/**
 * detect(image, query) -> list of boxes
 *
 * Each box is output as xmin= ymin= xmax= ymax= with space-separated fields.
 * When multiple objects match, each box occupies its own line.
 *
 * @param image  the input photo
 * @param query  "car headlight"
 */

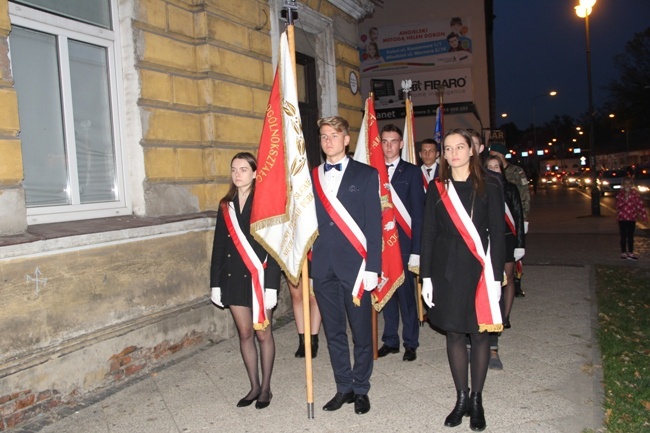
xmin=602 ymin=180 xmax=609 ymax=185
xmin=638 ymin=185 xmax=649 ymax=193
xmin=585 ymin=178 xmax=591 ymax=184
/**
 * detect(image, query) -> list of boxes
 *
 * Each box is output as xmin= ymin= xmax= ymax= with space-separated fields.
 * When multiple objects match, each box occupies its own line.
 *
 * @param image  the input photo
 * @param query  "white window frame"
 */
xmin=9 ymin=1 xmax=131 ymax=225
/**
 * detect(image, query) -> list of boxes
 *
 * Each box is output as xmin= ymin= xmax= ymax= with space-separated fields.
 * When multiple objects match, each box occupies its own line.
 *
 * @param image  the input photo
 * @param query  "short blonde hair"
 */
xmin=317 ymin=116 xmax=349 ymax=136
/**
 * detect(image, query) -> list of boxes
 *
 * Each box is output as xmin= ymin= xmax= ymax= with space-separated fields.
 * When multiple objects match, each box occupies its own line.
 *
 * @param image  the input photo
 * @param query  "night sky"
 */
xmin=493 ymin=0 xmax=650 ymax=129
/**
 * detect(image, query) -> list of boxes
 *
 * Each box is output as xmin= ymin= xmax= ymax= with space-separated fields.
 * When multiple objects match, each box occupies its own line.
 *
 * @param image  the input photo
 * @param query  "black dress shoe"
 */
xmin=444 ymin=389 xmax=469 ymax=427
xmin=322 ymin=391 xmax=354 ymax=411
xmin=354 ymin=394 xmax=371 ymax=414
xmin=403 ymin=347 xmax=417 ymax=361
xmin=377 ymin=344 xmax=399 ymax=357
xmin=514 ymin=291 xmax=526 ymax=297
xmin=236 ymin=393 xmax=260 ymax=407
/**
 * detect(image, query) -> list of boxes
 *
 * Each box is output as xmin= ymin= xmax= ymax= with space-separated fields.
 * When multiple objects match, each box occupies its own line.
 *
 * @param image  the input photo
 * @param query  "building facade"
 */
xmin=0 ymin=0 xmax=372 ymax=429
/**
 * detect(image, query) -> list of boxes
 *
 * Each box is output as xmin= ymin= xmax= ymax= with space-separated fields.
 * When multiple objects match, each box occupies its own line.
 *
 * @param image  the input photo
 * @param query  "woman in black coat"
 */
xmin=210 ymin=152 xmax=281 ymax=410
xmin=485 ymin=155 xmax=525 ymax=370
xmin=421 ymin=129 xmax=505 ymax=431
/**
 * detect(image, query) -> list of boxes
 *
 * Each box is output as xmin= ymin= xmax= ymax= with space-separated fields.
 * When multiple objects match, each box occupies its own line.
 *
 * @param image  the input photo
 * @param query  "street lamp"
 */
xmin=532 ymin=90 xmax=558 ymax=172
xmin=575 ymin=0 xmax=600 ymax=216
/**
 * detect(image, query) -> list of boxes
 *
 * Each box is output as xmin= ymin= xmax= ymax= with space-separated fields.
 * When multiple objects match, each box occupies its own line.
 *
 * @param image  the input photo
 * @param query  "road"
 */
xmin=526 ymin=184 xmax=649 ymax=267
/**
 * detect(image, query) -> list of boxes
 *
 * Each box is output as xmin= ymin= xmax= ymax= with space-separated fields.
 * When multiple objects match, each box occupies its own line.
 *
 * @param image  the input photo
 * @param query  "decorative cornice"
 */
xmin=328 ymin=0 xmax=374 ymax=19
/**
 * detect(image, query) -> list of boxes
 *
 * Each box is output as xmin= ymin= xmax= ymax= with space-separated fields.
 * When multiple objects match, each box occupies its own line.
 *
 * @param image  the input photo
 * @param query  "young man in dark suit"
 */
xmin=377 ymin=124 xmax=424 ymax=361
xmin=311 ymin=116 xmax=382 ymax=415
xmin=419 ymin=138 xmax=440 ymax=190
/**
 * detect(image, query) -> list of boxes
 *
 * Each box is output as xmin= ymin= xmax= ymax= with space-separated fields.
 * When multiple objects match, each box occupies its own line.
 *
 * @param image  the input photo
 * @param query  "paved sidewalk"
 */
xmin=25 ymin=263 xmax=599 ymax=433
xmin=19 ymin=187 xmax=649 ymax=433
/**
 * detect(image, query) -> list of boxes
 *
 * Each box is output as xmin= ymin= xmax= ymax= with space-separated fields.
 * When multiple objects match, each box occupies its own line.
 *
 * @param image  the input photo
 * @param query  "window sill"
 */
xmin=0 ymin=212 xmax=218 ymax=257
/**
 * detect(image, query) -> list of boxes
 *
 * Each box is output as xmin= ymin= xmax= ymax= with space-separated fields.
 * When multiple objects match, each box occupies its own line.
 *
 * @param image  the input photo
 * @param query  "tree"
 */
xmin=606 ymin=27 xmax=650 ymax=130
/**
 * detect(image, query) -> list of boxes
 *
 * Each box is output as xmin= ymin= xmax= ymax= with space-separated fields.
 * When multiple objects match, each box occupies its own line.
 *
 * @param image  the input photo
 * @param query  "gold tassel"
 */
xmin=478 ymin=323 xmax=503 ymax=333
xmin=253 ymin=319 xmax=270 ymax=331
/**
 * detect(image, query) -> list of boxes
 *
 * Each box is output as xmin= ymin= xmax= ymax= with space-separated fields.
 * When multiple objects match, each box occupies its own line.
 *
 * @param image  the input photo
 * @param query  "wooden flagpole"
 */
xmin=285 ymin=15 xmax=315 ymax=419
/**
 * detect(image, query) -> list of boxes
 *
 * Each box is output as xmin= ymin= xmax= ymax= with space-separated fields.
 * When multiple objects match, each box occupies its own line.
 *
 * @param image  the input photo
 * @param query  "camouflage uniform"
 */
xmin=504 ymin=163 xmax=530 ymax=220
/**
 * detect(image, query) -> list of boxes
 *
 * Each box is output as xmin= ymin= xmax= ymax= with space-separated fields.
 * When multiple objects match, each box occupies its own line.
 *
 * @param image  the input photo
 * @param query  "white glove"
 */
xmin=211 ymin=287 xmax=224 ymax=307
xmin=422 ymin=278 xmax=434 ymax=308
xmin=524 ymin=221 xmax=529 ymax=234
xmin=513 ymin=248 xmax=525 ymax=262
xmin=264 ymin=289 xmax=277 ymax=309
xmin=363 ymin=271 xmax=378 ymax=291
xmin=408 ymin=254 xmax=420 ymax=269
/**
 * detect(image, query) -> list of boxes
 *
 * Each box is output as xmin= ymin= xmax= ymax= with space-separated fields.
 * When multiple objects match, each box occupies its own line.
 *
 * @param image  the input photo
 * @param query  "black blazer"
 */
xmin=210 ymin=194 xmax=281 ymax=299
xmin=311 ymin=158 xmax=382 ymax=280
xmin=504 ymin=180 xmax=525 ymax=249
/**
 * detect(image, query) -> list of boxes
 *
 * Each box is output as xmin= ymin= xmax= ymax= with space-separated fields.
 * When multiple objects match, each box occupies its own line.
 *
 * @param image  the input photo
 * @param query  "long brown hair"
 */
xmin=219 ymin=152 xmax=257 ymax=208
xmin=439 ymin=128 xmax=486 ymax=196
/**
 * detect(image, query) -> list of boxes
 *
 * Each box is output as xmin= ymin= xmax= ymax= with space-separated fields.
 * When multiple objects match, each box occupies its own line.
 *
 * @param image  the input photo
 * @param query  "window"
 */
xmin=9 ymin=1 xmax=129 ymax=224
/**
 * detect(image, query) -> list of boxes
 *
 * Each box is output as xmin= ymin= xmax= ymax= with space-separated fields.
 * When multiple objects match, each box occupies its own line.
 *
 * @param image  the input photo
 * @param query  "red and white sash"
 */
xmin=390 ymin=184 xmax=412 ymax=239
xmin=222 ymin=202 xmax=269 ymax=330
xmin=313 ymin=166 xmax=367 ymax=305
xmin=436 ymin=180 xmax=503 ymax=332
xmin=421 ymin=165 xmax=432 ymax=192
xmin=505 ymin=203 xmax=516 ymax=235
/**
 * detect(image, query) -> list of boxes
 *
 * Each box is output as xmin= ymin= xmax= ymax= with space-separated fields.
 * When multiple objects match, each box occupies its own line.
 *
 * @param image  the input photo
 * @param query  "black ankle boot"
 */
xmin=311 ymin=334 xmax=319 ymax=358
xmin=468 ymin=391 xmax=486 ymax=431
xmin=294 ymin=334 xmax=305 ymax=358
xmin=444 ymin=389 xmax=469 ymax=427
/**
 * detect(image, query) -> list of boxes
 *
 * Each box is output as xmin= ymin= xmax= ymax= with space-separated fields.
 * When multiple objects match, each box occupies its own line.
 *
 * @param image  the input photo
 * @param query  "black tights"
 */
xmin=619 ymin=220 xmax=636 ymax=253
xmin=447 ymin=331 xmax=489 ymax=393
xmin=230 ymin=306 xmax=275 ymax=401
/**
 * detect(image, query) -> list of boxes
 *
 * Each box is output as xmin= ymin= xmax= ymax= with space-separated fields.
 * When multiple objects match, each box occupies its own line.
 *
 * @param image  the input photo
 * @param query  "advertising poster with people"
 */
xmin=359 ymin=17 xmax=473 ymax=75
xmin=358 ymin=17 xmax=474 ymax=119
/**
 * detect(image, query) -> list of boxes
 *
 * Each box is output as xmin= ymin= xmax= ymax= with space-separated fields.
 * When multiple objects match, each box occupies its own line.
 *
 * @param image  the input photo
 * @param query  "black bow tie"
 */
xmin=325 ymin=162 xmax=342 ymax=172
xmin=386 ymin=163 xmax=394 ymax=168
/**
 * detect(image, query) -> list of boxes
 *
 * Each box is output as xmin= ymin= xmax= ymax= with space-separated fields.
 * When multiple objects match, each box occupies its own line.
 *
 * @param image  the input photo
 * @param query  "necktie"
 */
xmin=426 ymin=168 xmax=432 ymax=176
xmin=325 ymin=162 xmax=342 ymax=172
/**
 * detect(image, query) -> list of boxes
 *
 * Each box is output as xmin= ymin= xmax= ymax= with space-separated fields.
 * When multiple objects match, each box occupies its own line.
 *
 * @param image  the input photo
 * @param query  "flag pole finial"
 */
xmin=282 ymin=0 xmax=299 ymax=24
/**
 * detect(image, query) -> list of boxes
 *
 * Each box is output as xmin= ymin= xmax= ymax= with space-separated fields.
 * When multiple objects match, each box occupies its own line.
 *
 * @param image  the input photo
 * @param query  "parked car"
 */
xmin=597 ymin=169 xmax=630 ymax=196
xmin=633 ymin=165 xmax=650 ymax=196
xmin=562 ymin=171 xmax=581 ymax=187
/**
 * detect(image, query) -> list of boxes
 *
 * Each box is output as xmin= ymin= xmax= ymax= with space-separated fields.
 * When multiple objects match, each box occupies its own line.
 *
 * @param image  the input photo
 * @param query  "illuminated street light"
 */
xmin=501 ymin=113 xmax=508 ymax=118
xmin=575 ymin=0 xmax=599 ymax=216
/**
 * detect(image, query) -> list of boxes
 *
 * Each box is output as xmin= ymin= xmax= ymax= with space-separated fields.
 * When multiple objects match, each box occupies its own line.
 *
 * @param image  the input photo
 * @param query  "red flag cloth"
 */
xmin=250 ymin=32 xmax=318 ymax=285
xmin=353 ymin=97 xmax=404 ymax=311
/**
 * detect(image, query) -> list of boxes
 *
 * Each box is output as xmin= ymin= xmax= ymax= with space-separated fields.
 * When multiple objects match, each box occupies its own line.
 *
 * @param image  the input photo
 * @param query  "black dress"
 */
xmin=420 ymin=177 xmax=505 ymax=333
xmin=210 ymin=193 xmax=281 ymax=307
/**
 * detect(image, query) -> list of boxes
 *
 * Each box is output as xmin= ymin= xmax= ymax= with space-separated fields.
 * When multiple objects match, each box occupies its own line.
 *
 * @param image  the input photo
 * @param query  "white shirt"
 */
xmin=386 ymin=157 xmax=400 ymax=181
xmin=324 ymin=156 xmax=349 ymax=195
xmin=422 ymin=162 xmax=438 ymax=182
